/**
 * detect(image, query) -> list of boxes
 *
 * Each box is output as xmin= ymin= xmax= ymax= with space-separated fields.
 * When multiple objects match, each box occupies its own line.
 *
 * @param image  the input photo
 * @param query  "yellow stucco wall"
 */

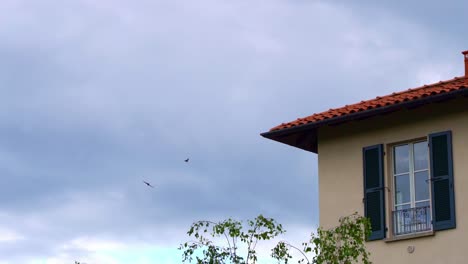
xmin=317 ymin=97 xmax=468 ymax=263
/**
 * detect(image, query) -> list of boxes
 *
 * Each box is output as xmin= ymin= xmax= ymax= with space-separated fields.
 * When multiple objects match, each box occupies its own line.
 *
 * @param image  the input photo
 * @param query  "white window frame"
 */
xmin=393 ymin=141 xmax=431 ymax=209
xmin=392 ymin=140 xmax=433 ymax=235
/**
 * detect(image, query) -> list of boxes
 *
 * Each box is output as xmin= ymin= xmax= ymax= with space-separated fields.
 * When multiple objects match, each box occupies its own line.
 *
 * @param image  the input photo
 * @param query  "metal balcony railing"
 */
xmin=393 ymin=206 xmax=432 ymax=236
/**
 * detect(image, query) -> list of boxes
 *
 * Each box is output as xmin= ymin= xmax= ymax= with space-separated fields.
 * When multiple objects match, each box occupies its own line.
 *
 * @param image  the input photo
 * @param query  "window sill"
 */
xmin=384 ymin=231 xmax=434 ymax=243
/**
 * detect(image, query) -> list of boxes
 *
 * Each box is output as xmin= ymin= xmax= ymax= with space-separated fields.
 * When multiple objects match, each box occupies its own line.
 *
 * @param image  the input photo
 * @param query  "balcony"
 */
xmin=393 ymin=206 xmax=432 ymax=236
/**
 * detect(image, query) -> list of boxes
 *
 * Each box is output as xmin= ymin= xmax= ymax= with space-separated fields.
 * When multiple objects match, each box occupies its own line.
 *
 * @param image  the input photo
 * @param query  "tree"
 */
xmin=180 ymin=213 xmax=371 ymax=264
xmin=272 ymin=213 xmax=372 ymax=264
xmin=179 ymin=215 xmax=285 ymax=264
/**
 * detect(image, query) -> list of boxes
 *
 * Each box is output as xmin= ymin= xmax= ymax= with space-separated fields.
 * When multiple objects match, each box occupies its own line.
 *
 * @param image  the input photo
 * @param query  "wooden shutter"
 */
xmin=429 ymin=131 xmax=456 ymax=231
xmin=363 ymin=144 xmax=385 ymax=240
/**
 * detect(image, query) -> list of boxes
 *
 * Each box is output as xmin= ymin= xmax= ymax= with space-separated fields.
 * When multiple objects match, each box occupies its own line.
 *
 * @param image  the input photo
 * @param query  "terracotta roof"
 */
xmin=262 ymin=75 xmax=468 ymax=153
xmin=269 ymin=76 xmax=468 ymax=132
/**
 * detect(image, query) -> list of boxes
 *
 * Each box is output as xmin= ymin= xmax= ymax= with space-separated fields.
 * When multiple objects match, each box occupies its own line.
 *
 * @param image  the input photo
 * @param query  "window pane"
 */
xmin=416 ymin=201 xmax=430 ymax=208
xmin=394 ymin=145 xmax=410 ymax=174
xmin=414 ymin=201 xmax=431 ymax=231
xmin=395 ymin=174 xmax=410 ymax=204
xmin=414 ymin=141 xmax=429 ymax=171
xmin=394 ymin=204 xmax=411 ymax=235
xmin=396 ymin=204 xmax=410 ymax=211
xmin=415 ymin=171 xmax=430 ymax=201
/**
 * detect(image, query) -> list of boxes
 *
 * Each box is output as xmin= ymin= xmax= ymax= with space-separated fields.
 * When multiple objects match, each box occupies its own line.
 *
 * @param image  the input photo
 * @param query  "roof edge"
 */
xmin=261 ymin=87 xmax=468 ymax=153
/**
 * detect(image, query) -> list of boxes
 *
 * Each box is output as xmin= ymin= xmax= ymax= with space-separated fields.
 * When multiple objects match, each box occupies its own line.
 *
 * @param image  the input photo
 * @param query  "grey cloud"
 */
xmin=1 ymin=0 xmax=467 ymax=262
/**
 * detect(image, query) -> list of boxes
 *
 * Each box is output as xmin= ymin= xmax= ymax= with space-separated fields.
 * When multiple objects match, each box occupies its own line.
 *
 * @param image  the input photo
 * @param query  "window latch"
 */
xmin=377 ymin=186 xmax=391 ymax=192
xmin=383 ymin=186 xmax=390 ymax=192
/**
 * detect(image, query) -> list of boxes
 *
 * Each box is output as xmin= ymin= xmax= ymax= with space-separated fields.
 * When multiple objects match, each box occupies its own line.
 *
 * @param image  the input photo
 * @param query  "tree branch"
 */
xmin=281 ymin=241 xmax=310 ymax=264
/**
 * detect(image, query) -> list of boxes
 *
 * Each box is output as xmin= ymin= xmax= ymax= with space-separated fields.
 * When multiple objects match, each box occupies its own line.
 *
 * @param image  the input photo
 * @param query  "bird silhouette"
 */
xmin=143 ymin=181 xmax=154 ymax=188
xmin=184 ymin=158 xmax=189 ymax=162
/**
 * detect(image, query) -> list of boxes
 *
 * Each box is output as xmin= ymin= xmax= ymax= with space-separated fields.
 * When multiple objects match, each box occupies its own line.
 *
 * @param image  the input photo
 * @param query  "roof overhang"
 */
xmin=261 ymin=88 xmax=468 ymax=154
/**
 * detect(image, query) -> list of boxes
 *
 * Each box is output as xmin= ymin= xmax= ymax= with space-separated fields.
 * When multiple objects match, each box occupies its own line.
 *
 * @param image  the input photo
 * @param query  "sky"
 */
xmin=1 ymin=0 xmax=468 ymax=263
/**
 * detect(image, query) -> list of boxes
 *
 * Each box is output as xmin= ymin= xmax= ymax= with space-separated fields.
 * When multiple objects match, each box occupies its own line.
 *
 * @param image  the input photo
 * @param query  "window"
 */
xmin=363 ymin=131 xmax=456 ymax=241
xmin=392 ymin=141 xmax=431 ymax=235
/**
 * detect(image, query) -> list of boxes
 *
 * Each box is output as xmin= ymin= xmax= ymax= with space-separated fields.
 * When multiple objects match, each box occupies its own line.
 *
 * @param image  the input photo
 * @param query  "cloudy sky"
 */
xmin=1 ymin=0 xmax=467 ymax=263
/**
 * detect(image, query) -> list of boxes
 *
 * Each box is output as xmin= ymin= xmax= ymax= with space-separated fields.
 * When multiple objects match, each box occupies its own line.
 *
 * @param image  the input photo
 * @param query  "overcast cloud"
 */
xmin=1 ymin=0 xmax=467 ymax=263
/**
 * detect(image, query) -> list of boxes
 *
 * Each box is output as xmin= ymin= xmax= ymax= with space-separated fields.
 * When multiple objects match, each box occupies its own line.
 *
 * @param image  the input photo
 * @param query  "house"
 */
xmin=262 ymin=51 xmax=468 ymax=263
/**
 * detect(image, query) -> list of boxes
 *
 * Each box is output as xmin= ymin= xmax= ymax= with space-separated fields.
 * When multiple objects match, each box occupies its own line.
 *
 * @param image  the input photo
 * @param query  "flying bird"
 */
xmin=143 ymin=181 xmax=155 ymax=188
xmin=184 ymin=158 xmax=189 ymax=162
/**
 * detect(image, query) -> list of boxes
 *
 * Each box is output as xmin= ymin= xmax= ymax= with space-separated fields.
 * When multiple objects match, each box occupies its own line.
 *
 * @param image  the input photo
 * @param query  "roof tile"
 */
xmin=270 ymin=77 xmax=468 ymax=132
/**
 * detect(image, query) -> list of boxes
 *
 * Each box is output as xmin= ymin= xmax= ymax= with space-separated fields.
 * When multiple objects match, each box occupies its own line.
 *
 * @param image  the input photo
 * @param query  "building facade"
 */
xmin=262 ymin=51 xmax=468 ymax=263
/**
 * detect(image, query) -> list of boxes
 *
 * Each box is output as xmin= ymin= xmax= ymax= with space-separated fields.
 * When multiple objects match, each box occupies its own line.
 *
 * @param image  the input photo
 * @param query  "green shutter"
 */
xmin=429 ymin=131 xmax=456 ymax=231
xmin=363 ymin=144 xmax=385 ymax=240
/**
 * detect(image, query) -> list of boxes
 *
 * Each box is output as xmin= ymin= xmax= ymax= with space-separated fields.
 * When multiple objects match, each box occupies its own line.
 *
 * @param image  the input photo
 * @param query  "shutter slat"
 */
xmin=363 ymin=144 xmax=385 ymax=240
xmin=429 ymin=131 xmax=456 ymax=231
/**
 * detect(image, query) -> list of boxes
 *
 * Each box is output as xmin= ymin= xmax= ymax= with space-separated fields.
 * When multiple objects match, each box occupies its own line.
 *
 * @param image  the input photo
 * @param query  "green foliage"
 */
xmin=179 ymin=215 xmax=286 ymax=264
xmin=272 ymin=212 xmax=372 ymax=264
xmin=180 ymin=213 xmax=371 ymax=264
